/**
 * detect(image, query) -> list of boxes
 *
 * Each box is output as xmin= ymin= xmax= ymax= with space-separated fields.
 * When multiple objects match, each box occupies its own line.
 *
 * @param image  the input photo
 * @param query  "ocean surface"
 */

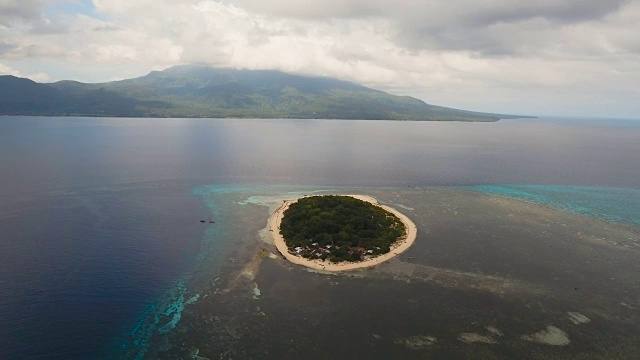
xmin=0 ymin=116 xmax=638 ymax=359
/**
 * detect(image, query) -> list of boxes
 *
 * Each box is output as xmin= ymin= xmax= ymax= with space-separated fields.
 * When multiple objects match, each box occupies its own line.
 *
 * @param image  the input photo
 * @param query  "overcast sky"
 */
xmin=1 ymin=0 xmax=639 ymax=118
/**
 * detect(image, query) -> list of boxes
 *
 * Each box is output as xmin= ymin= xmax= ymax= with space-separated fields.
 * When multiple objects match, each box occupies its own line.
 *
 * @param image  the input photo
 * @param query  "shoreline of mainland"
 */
xmin=268 ymin=194 xmax=418 ymax=271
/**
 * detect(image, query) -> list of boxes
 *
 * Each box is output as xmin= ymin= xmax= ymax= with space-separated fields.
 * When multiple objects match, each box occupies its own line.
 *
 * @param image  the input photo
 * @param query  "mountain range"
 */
xmin=0 ymin=65 xmax=527 ymax=121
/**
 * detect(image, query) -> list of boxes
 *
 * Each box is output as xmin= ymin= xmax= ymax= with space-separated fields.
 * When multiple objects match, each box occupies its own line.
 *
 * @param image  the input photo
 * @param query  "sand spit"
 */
xmin=486 ymin=326 xmax=504 ymax=337
xmin=457 ymin=333 xmax=498 ymax=344
xmin=567 ymin=312 xmax=591 ymax=325
xmin=269 ymin=194 xmax=417 ymax=272
xmin=393 ymin=335 xmax=437 ymax=350
xmin=221 ymin=247 xmax=271 ymax=294
xmin=521 ymin=325 xmax=570 ymax=346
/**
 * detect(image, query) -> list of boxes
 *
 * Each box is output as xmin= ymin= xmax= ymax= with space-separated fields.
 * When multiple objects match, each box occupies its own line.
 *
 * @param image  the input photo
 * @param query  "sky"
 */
xmin=1 ymin=0 xmax=639 ymax=118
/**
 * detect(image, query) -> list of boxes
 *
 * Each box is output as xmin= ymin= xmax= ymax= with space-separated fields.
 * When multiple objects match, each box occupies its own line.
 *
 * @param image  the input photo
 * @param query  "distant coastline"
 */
xmin=0 ymin=66 xmax=532 ymax=121
xmin=0 ymin=114 xmax=536 ymax=122
xmin=269 ymin=194 xmax=418 ymax=271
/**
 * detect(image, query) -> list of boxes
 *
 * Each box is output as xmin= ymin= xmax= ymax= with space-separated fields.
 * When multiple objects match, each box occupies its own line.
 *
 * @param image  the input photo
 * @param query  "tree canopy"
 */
xmin=279 ymin=195 xmax=406 ymax=262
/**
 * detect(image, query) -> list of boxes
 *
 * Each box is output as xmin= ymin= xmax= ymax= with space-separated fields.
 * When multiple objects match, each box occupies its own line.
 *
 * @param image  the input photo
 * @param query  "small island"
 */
xmin=269 ymin=195 xmax=417 ymax=271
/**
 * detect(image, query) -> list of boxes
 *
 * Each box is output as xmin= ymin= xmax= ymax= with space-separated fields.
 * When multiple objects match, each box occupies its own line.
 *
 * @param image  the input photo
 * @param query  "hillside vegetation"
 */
xmin=0 ymin=65 xmax=527 ymax=121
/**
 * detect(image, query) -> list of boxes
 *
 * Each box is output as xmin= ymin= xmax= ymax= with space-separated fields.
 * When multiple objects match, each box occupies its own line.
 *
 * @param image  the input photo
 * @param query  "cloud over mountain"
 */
xmin=1 ymin=0 xmax=639 ymax=117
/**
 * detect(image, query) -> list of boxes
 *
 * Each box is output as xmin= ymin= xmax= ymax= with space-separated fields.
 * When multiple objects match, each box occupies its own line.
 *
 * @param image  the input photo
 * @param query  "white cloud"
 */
xmin=0 ymin=0 xmax=639 ymax=117
xmin=0 ymin=61 xmax=50 ymax=81
xmin=0 ymin=0 xmax=49 ymax=24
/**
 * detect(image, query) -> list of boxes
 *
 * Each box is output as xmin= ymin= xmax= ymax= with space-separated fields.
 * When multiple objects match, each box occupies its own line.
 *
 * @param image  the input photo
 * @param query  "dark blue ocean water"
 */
xmin=0 ymin=116 xmax=638 ymax=359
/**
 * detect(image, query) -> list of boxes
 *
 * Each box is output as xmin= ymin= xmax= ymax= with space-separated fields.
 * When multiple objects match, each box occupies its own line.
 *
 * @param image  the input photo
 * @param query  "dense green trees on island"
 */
xmin=279 ymin=196 xmax=406 ymax=262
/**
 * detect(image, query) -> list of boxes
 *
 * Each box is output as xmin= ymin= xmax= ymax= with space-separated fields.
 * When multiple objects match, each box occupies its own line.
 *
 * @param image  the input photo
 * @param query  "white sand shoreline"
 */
xmin=268 ymin=194 xmax=418 ymax=271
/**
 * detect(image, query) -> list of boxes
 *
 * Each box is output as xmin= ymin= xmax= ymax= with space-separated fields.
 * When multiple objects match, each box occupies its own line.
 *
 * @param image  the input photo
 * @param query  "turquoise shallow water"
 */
xmin=115 ymin=184 xmax=337 ymax=359
xmin=1 ymin=117 xmax=639 ymax=360
xmin=119 ymin=183 xmax=640 ymax=358
xmin=466 ymin=185 xmax=640 ymax=226
xmin=115 ymin=184 xmax=248 ymax=359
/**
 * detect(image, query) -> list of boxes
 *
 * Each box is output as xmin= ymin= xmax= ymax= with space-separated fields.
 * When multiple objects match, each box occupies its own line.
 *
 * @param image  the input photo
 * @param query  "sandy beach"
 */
xmin=156 ymin=188 xmax=640 ymax=359
xmin=268 ymin=194 xmax=418 ymax=271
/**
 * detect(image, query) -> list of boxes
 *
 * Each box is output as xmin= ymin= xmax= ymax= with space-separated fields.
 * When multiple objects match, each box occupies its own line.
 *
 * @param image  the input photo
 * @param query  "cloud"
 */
xmin=0 ymin=0 xmax=639 ymax=117
xmin=0 ymin=41 xmax=18 ymax=55
xmin=225 ymin=0 xmax=632 ymax=54
xmin=0 ymin=61 xmax=50 ymax=81
xmin=227 ymin=0 xmax=629 ymax=24
xmin=220 ymin=0 xmax=381 ymax=19
xmin=0 ymin=0 xmax=49 ymax=24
